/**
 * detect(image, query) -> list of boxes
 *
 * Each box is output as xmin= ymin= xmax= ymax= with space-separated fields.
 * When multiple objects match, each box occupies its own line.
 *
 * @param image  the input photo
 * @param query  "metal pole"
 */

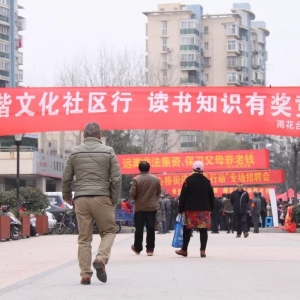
xmin=9 ymin=0 xmax=16 ymax=87
xmin=16 ymin=142 xmax=20 ymax=218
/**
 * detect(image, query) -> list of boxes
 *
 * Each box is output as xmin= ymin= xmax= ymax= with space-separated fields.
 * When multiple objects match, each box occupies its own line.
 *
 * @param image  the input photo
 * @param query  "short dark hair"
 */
xmin=139 ymin=161 xmax=150 ymax=172
xmin=258 ymin=192 xmax=262 ymax=196
xmin=84 ymin=122 xmax=101 ymax=138
xmin=222 ymin=193 xmax=226 ymax=197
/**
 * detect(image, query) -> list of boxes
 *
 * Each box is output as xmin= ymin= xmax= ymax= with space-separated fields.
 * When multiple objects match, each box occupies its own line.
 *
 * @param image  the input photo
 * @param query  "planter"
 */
xmin=0 ymin=215 xmax=10 ymax=242
xmin=35 ymin=215 xmax=48 ymax=235
xmin=21 ymin=215 xmax=30 ymax=238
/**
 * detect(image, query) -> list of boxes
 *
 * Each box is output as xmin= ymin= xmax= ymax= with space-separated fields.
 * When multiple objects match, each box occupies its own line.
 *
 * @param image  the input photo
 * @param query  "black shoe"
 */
xmin=92 ymin=259 xmax=107 ymax=283
xmin=227 ymin=231 xmax=230 ymax=234
xmin=244 ymin=232 xmax=249 ymax=238
xmin=236 ymin=235 xmax=241 ymax=238
xmin=215 ymin=231 xmax=219 ymax=234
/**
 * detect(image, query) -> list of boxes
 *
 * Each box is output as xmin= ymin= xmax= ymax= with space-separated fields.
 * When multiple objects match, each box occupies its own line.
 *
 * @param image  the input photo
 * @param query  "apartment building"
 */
xmin=143 ymin=2 xmax=270 ymax=152
xmin=0 ymin=0 xmax=25 ymax=87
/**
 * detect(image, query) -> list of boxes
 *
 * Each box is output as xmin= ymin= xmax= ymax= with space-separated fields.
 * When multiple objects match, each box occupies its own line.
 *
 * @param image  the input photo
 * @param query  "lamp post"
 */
xmin=13 ymin=134 xmax=24 ymax=219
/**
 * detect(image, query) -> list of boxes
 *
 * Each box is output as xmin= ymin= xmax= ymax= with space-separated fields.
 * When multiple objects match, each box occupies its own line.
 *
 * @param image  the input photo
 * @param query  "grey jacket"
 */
xmin=250 ymin=197 xmax=261 ymax=215
xmin=62 ymin=137 xmax=122 ymax=204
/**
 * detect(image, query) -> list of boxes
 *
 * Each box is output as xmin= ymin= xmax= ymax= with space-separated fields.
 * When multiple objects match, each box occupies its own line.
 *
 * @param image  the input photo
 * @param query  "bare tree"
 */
xmin=202 ymin=131 xmax=232 ymax=151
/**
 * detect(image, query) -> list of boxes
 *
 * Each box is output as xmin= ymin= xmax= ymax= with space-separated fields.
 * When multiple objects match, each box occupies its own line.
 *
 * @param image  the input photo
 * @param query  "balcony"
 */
xmin=0 ymin=33 xmax=8 ymax=42
xmin=180 ymin=45 xmax=199 ymax=51
xmin=0 ymin=69 xmax=9 ymax=78
xmin=0 ymin=15 xmax=9 ymax=24
xmin=17 ymin=17 xmax=26 ymax=31
xmin=17 ymin=52 xmax=23 ymax=65
xmin=180 ymin=28 xmax=200 ymax=36
xmin=241 ymin=66 xmax=248 ymax=73
xmin=239 ymin=51 xmax=248 ymax=57
xmin=0 ymin=51 xmax=9 ymax=59
xmin=180 ymin=61 xmax=200 ymax=70
xmin=180 ymin=77 xmax=200 ymax=86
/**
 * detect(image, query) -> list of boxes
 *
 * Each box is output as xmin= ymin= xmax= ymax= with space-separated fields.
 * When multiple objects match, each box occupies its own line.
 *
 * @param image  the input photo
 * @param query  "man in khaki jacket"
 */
xmin=130 ymin=161 xmax=161 ymax=256
xmin=62 ymin=122 xmax=121 ymax=285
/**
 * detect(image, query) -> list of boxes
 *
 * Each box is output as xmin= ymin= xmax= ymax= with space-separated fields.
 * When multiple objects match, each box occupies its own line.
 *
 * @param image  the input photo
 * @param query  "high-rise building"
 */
xmin=143 ymin=3 xmax=270 ymax=152
xmin=144 ymin=2 xmax=269 ymax=87
xmin=0 ymin=0 xmax=25 ymax=87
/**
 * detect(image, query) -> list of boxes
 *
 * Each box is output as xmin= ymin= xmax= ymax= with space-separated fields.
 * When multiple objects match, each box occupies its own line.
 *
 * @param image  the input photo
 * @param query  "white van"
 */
xmin=45 ymin=192 xmax=75 ymax=209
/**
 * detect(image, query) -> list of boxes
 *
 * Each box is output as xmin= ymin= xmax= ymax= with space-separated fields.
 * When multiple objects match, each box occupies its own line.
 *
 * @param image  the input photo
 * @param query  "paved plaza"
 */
xmin=0 ymin=231 xmax=300 ymax=300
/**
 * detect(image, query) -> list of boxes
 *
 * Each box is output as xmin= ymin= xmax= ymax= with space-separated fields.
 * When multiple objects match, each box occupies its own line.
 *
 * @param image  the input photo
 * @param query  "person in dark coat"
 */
xmin=230 ymin=182 xmax=250 ymax=238
xmin=176 ymin=161 xmax=214 ymax=258
xmin=211 ymin=197 xmax=220 ymax=233
xmin=258 ymin=192 xmax=267 ymax=228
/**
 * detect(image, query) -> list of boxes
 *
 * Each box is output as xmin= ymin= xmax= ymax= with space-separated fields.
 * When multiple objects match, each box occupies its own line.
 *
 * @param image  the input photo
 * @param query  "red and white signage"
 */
xmin=1 ymin=87 xmax=300 ymax=136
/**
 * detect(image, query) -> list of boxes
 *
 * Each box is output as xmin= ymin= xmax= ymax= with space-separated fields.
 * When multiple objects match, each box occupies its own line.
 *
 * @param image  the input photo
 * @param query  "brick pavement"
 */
xmin=1 ymin=231 xmax=300 ymax=300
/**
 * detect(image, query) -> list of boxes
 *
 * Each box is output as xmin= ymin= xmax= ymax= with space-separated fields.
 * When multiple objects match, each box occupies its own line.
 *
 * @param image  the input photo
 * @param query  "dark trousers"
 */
xmin=235 ymin=212 xmax=248 ymax=235
xmin=182 ymin=226 xmax=208 ymax=251
xmin=225 ymin=212 xmax=234 ymax=232
xmin=164 ymin=213 xmax=171 ymax=233
xmin=252 ymin=214 xmax=260 ymax=233
xmin=134 ymin=211 xmax=156 ymax=252
xmin=261 ymin=210 xmax=267 ymax=228
xmin=211 ymin=213 xmax=219 ymax=232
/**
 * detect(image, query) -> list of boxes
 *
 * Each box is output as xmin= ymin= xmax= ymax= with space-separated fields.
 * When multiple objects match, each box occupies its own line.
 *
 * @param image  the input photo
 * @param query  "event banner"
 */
xmin=118 ymin=149 xmax=269 ymax=174
xmin=157 ymin=169 xmax=284 ymax=188
xmin=166 ymin=186 xmax=276 ymax=197
xmin=1 ymin=87 xmax=300 ymax=137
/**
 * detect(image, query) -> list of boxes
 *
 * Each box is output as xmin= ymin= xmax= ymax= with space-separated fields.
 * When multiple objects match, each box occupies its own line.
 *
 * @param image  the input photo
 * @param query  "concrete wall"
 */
xmin=0 ymin=152 xmax=34 ymax=175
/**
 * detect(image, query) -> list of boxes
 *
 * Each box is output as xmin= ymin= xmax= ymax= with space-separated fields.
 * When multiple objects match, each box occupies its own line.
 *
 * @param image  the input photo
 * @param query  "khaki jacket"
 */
xmin=62 ymin=137 xmax=122 ymax=204
xmin=130 ymin=173 xmax=161 ymax=212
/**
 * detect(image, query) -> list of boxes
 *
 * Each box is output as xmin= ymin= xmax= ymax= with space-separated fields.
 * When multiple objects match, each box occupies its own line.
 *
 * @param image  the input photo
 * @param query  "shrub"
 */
xmin=0 ymin=187 xmax=48 ymax=215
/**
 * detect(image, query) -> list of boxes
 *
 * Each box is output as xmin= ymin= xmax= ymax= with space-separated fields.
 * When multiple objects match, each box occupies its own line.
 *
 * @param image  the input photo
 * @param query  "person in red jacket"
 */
xmin=121 ymin=198 xmax=132 ymax=213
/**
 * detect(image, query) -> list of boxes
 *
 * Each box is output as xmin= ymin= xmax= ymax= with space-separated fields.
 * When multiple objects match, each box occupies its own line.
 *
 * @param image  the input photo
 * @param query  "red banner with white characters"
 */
xmin=118 ymin=149 xmax=269 ymax=174
xmin=166 ymin=186 xmax=276 ymax=197
xmin=1 ymin=87 xmax=300 ymax=136
xmin=158 ymin=169 xmax=284 ymax=189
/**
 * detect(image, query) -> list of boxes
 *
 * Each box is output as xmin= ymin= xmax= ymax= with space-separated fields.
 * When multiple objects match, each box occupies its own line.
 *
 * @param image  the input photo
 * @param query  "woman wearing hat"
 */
xmin=175 ymin=161 xmax=215 ymax=258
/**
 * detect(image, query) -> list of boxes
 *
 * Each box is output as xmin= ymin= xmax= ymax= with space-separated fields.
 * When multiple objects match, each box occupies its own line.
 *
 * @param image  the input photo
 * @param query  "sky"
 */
xmin=19 ymin=0 xmax=300 ymax=87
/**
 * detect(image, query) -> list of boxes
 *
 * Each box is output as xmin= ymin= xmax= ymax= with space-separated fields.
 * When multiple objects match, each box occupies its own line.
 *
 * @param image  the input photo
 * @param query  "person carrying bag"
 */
xmin=175 ymin=161 xmax=215 ymax=258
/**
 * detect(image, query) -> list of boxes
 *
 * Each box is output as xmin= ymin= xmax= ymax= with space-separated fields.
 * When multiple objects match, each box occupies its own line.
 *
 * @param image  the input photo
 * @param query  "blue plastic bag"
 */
xmin=172 ymin=215 xmax=184 ymax=248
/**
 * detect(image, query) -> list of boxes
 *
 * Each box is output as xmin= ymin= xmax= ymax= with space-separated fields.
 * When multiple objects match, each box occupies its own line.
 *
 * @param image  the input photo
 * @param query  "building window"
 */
xmin=145 ymin=56 xmax=148 ymax=68
xmin=240 ymin=42 xmax=247 ymax=52
xmin=258 ymin=29 xmax=264 ymax=43
xmin=0 ymin=42 xmax=8 ymax=53
xmin=0 ymin=25 xmax=8 ymax=34
xmin=204 ymin=42 xmax=209 ymax=50
xmin=181 ymin=135 xmax=196 ymax=142
xmin=145 ymin=39 xmax=148 ymax=52
xmin=240 ymin=10 xmax=248 ymax=27
xmin=241 ymin=58 xmax=248 ymax=67
xmin=162 ymin=38 xmax=167 ymax=51
xmin=0 ymin=7 xmax=8 ymax=16
xmin=162 ymin=53 xmax=167 ymax=68
xmin=181 ymin=36 xmax=199 ymax=46
xmin=160 ymin=8 xmax=164 ymax=12
xmin=227 ymin=24 xmax=238 ymax=35
xmin=227 ymin=72 xmax=238 ymax=83
xmin=181 ymin=53 xmax=200 ymax=62
xmin=0 ymin=60 xmax=9 ymax=70
xmin=180 ymin=19 xmax=200 ymax=31
xmin=162 ymin=21 xmax=167 ymax=35
xmin=204 ymin=57 xmax=211 ymax=67
xmin=227 ymin=40 xmax=238 ymax=51
xmin=204 ymin=26 xmax=209 ymax=34
xmin=145 ymin=23 xmax=148 ymax=36
xmin=204 ymin=73 xmax=209 ymax=82
xmin=258 ymin=57 xmax=263 ymax=66
xmin=227 ymin=56 xmax=238 ymax=67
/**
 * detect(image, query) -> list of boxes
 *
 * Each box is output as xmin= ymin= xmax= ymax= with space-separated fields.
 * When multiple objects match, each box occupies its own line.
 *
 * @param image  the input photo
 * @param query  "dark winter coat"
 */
xmin=230 ymin=189 xmax=250 ymax=214
xmin=178 ymin=173 xmax=215 ymax=213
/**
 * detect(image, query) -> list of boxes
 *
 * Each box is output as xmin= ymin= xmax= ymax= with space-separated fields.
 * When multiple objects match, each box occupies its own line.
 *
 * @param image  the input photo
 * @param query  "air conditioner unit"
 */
xmin=166 ymin=48 xmax=171 ymax=52
xmin=167 ymin=64 xmax=172 ymax=68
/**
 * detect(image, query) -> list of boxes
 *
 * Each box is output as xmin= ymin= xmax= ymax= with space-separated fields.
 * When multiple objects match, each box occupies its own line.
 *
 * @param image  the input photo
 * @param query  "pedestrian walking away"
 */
xmin=130 ymin=161 xmax=161 ymax=256
xmin=211 ymin=197 xmax=220 ymax=233
xmin=163 ymin=194 xmax=172 ymax=233
xmin=251 ymin=192 xmax=261 ymax=233
xmin=156 ymin=196 xmax=166 ymax=234
xmin=62 ymin=122 xmax=122 ymax=285
xmin=222 ymin=193 xmax=234 ymax=234
xmin=230 ymin=182 xmax=250 ymax=238
xmin=175 ymin=161 xmax=214 ymax=258
xmin=258 ymin=192 xmax=267 ymax=228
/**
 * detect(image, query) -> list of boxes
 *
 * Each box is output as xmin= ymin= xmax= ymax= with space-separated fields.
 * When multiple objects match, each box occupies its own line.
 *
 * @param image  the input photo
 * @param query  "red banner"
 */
xmin=166 ymin=186 xmax=276 ymax=197
xmin=1 ymin=87 xmax=300 ymax=137
xmin=158 ymin=170 xmax=284 ymax=189
xmin=118 ymin=149 xmax=269 ymax=174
